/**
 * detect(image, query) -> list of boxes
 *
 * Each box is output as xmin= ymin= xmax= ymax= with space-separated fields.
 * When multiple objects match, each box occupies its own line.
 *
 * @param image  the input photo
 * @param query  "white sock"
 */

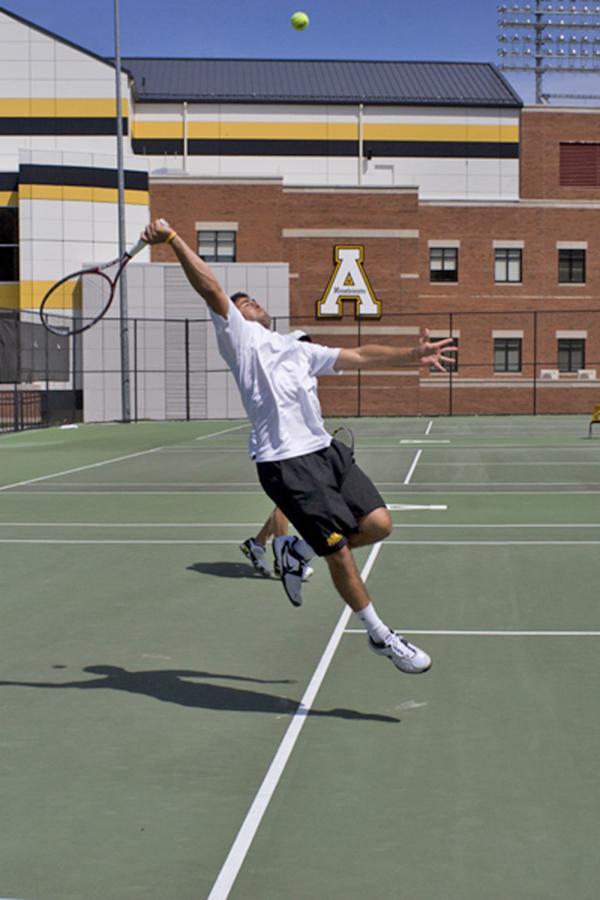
xmin=356 ymin=603 xmax=391 ymax=644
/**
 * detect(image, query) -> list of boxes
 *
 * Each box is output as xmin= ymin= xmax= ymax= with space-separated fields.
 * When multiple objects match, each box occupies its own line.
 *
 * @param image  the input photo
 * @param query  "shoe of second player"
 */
xmin=239 ymin=538 xmax=272 ymax=578
xmin=368 ymin=631 xmax=432 ymax=674
xmin=273 ymin=551 xmax=313 ymax=583
xmin=272 ymin=535 xmax=309 ymax=607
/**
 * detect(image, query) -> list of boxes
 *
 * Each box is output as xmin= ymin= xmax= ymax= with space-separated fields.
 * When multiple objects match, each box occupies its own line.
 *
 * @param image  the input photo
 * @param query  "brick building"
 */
xmin=1 ymin=5 xmax=599 ymax=418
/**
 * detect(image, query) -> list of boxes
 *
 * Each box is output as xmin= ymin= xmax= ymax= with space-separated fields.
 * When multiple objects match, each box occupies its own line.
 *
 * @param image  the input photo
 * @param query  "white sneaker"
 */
xmin=239 ymin=538 xmax=272 ymax=578
xmin=368 ymin=631 xmax=432 ymax=674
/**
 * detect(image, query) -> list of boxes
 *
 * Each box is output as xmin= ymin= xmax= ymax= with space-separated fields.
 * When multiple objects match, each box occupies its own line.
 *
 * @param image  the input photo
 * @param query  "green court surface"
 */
xmin=1 ymin=416 xmax=599 ymax=900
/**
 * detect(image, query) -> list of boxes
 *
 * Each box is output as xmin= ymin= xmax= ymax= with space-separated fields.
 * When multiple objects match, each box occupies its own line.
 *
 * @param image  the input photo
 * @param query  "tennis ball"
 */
xmin=291 ymin=11 xmax=309 ymax=29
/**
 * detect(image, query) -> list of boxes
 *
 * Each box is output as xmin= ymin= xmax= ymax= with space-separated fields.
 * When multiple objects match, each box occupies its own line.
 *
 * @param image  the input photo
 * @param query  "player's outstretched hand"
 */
xmin=142 ymin=218 xmax=174 ymax=244
xmin=418 ymin=328 xmax=457 ymax=372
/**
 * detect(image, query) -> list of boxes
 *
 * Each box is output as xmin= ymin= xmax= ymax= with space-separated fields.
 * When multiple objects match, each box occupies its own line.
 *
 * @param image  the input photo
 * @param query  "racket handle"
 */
xmin=126 ymin=237 xmax=148 ymax=259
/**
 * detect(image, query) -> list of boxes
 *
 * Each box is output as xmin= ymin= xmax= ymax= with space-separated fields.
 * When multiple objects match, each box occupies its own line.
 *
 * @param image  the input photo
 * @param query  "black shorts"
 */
xmin=256 ymin=439 xmax=386 ymax=556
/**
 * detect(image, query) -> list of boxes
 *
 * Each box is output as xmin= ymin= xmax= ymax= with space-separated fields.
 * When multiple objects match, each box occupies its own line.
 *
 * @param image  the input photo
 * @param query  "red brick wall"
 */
xmin=520 ymin=108 xmax=600 ymax=200
xmin=148 ymin=147 xmax=600 ymax=415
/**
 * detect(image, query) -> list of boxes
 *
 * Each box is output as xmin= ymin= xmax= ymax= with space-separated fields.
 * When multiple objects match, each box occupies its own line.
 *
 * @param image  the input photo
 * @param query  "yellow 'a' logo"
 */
xmin=317 ymin=245 xmax=382 ymax=319
xmin=326 ymin=532 xmax=343 ymax=547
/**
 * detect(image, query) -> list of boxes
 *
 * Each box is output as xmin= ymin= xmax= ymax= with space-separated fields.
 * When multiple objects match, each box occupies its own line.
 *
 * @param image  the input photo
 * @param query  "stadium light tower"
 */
xmin=497 ymin=2 xmax=600 ymax=103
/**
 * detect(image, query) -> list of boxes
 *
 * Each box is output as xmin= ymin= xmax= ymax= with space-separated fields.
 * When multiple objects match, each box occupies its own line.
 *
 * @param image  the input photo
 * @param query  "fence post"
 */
xmin=357 ymin=315 xmax=362 ymax=417
xmin=533 ymin=310 xmax=538 ymax=416
xmin=13 ymin=382 xmax=19 ymax=432
xmin=185 ymin=318 xmax=190 ymax=421
xmin=449 ymin=311 xmax=454 ymax=417
xmin=133 ymin=318 xmax=139 ymax=423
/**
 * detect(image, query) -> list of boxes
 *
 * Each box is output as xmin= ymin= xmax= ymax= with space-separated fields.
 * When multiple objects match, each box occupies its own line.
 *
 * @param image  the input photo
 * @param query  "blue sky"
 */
xmin=2 ymin=0 xmax=595 ymax=104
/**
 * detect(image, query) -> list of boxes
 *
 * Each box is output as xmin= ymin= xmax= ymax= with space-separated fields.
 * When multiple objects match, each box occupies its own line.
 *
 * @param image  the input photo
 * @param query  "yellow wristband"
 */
xmin=165 ymin=230 xmax=178 ymax=244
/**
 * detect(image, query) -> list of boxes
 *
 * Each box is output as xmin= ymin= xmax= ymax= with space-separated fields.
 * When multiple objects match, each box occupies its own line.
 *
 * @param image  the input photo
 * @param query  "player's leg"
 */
xmin=325 ymin=544 xmax=431 ymax=674
xmin=347 ymin=506 xmax=392 ymax=548
xmin=239 ymin=509 xmax=279 ymax=577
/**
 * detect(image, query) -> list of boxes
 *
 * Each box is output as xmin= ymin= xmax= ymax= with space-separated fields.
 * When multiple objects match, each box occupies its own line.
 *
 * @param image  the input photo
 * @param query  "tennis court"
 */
xmin=1 ymin=414 xmax=599 ymax=900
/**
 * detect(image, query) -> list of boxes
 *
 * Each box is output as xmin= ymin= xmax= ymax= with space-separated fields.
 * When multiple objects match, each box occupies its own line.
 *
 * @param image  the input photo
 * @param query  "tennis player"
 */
xmin=142 ymin=219 xmax=456 ymax=674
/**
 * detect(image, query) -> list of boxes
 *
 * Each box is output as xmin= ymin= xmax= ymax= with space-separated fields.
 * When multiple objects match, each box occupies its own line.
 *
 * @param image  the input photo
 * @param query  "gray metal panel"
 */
xmin=164 ymin=267 xmax=207 ymax=419
xmin=122 ymin=58 xmax=522 ymax=107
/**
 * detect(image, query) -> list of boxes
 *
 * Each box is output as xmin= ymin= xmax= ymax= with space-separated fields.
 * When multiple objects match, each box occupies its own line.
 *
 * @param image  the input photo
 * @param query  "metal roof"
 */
xmin=121 ymin=58 xmax=522 ymax=107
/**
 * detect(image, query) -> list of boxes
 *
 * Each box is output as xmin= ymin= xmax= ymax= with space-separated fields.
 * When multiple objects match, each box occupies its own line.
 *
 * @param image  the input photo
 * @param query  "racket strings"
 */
xmin=40 ymin=268 xmax=116 ymax=336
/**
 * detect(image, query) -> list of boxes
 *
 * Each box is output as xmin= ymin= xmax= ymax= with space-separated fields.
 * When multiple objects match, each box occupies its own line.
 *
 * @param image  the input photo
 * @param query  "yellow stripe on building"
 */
xmin=363 ymin=123 xmax=519 ymax=142
xmin=133 ymin=121 xmax=185 ymax=139
xmin=19 ymin=184 xmax=149 ymax=205
xmin=0 ymin=98 xmax=128 ymax=117
xmin=19 ymin=280 xmax=81 ymax=310
xmin=0 ymin=284 xmax=19 ymax=309
xmin=131 ymin=119 xmax=518 ymax=143
xmin=0 ymin=190 xmax=18 ymax=206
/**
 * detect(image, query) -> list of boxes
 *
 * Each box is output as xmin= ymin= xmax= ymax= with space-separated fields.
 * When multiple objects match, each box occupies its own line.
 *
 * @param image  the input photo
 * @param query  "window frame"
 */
xmin=558 ymin=248 xmax=586 ymax=284
xmin=429 ymin=246 xmax=458 ymax=283
xmin=494 ymin=337 xmax=522 ymax=373
xmin=557 ymin=338 xmax=585 ymax=372
xmin=197 ymin=229 xmax=237 ymax=263
xmin=494 ymin=247 xmax=522 ymax=284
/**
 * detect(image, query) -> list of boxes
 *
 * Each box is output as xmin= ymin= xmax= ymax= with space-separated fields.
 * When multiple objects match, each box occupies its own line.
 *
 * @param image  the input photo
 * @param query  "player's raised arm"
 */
xmin=334 ymin=329 xmax=457 ymax=373
xmin=142 ymin=219 xmax=230 ymax=319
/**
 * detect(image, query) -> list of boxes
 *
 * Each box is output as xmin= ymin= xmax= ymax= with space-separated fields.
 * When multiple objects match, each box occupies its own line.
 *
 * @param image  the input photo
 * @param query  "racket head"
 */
xmin=332 ymin=425 xmax=355 ymax=453
xmin=39 ymin=268 xmax=115 ymax=337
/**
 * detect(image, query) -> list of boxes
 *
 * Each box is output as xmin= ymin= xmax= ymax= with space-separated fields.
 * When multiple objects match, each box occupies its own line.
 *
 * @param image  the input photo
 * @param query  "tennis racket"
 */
xmin=332 ymin=425 xmax=355 ymax=453
xmin=39 ymin=236 xmax=148 ymax=337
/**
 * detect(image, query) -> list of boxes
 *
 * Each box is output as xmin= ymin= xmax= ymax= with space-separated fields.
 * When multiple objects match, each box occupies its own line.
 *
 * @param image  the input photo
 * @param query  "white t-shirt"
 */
xmin=210 ymin=299 xmax=340 ymax=462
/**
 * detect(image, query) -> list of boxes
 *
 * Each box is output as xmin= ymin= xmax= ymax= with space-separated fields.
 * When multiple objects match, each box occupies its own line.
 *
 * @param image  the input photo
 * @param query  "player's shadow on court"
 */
xmin=187 ymin=561 xmax=268 ymax=579
xmin=0 ymin=665 xmax=399 ymax=723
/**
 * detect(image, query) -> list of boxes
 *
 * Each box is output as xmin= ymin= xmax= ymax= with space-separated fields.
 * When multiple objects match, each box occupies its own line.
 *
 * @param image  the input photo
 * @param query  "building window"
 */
xmin=0 ymin=208 xmax=19 ymax=282
xmin=558 ymin=248 xmax=585 ymax=283
xmin=495 ymin=248 xmax=522 ymax=283
xmin=494 ymin=337 xmax=522 ymax=373
xmin=558 ymin=338 xmax=585 ymax=372
xmin=430 ymin=247 xmax=458 ymax=282
xmin=197 ymin=230 xmax=236 ymax=262
xmin=430 ymin=337 xmax=459 ymax=373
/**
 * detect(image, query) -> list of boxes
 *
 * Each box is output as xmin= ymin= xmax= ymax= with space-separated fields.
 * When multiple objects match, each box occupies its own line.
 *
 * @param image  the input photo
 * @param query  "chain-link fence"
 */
xmin=1 ymin=308 xmax=599 ymax=432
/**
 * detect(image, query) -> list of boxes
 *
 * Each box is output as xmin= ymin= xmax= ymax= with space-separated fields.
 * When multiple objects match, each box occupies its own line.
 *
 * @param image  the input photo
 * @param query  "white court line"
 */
xmin=31 ymin=482 xmax=259 ymax=487
xmin=2 ymin=523 xmax=598 ymax=532
xmin=21 ymin=480 xmax=600 ymax=489
xmin=0 ymin=422 xmax=249 ymax=494
xmin=425 ymin=420 xmax=433 ymax=435
xmin=399 ymin=440 xmax=451 ymax=444
xmin=403 ymin=449 xmax=422 ymax=485
xmin=387 ymin=504 xmax=448 ymax=511
xmin=0 ymin=491 xmax=267 ymax=496
xmin=384 ymin=540 xmax=600 ymax=546
xmin=0 ymin=539 xmax=247 ymax=545
xmin=206 ymin=540 xmax=385 ymax=900
xmin=194 ymin=423 xmax=249 ymax=441
xmin=416 ymin=461 xmax=600 ymax=467
xmin=0 ymin=447 xmax=165 ymax=494
xmin=0 ymin=522 xmax=264 ymax=528
xmin=389 ymin=523 xmax=600 ymax=529
xmin=344 ymin=629 xmax=600 ymax=637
